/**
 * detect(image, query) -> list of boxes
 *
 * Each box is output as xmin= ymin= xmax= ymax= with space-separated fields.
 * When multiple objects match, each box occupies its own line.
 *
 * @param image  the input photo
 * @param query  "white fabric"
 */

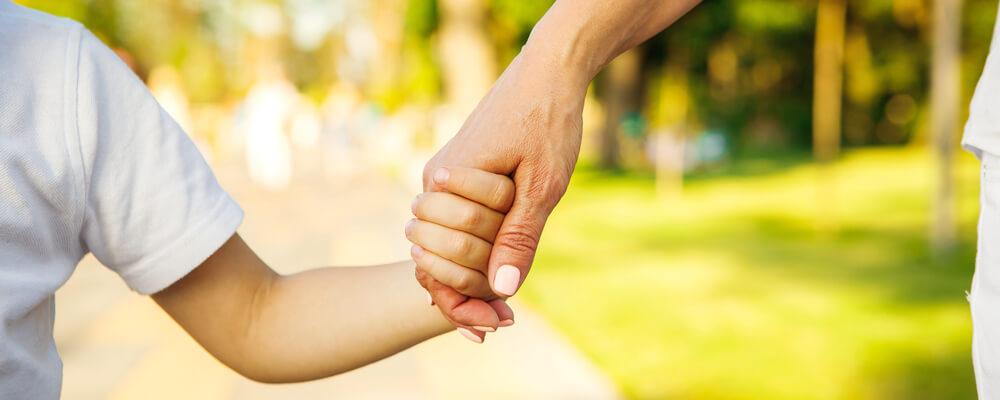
xmin=964 ymin=5 xmax=1000 ymax=158
xmin=973 ymin=152 xmax=1000 ymax=399
xmin=0 ymin=2 xmax=243 ymax=399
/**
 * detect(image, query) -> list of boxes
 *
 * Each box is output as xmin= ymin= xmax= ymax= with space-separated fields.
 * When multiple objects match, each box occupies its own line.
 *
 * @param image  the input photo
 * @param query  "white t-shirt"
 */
xmin=0 ymin=2 xmax=243 ymax=399
xmin=964 ymin=5 xmax=1000 ymax=158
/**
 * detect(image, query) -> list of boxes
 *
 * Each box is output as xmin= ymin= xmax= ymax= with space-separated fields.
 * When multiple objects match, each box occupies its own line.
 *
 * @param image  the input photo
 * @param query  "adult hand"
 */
xmin=414 ymin=0 xmax=700 ymax=336
xmin=416 ymin=48 xmax=589 ymax=330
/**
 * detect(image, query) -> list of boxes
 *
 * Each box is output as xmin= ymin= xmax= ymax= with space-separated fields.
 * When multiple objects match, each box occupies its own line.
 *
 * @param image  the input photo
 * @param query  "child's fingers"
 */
xmin=431 ymin=167 xmax=515 ymax=213
xmin=411 ymin=192 xmax=504 ymax=242
xmin=415 ymin=270 xmax=499 ymax=338
xmin=405 ymin=219 xmax=491 ymax=273
xmin=489 ymin=299 xmax=515 ymax=327
xmin=412 ymin=245 xmax=495 ymax=299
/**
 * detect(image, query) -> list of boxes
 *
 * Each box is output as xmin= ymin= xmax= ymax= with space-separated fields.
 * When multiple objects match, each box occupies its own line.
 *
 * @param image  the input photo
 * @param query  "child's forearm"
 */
xmin=153 ymin=234 xmax=451 ymax=383
xmin=245 ymin=262 xmax=452 ymax=382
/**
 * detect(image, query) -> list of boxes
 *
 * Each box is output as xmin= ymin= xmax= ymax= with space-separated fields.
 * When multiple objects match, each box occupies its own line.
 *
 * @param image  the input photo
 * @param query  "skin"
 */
xmin=419 ymin=0 xmax=703 ymax=333
xmin=152 ymin=169 xmax=514 ymax=382
xmin=152 ymin=1 xmax=704 ymax=377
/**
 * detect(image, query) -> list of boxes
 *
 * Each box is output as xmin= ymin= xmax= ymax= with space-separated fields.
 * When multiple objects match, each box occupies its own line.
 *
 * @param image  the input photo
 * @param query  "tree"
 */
xmin=598 ymin=49 xmax=644 ymax=169
xmin=436 ymin=0 xmax=496 ymax=114
xmin=812 ymin=0 xmax=847 ymax=163
xmin=930 ymin=0 xmax=963 ymax=252
xmin=811 ymin=0 xmax=847 ymax=231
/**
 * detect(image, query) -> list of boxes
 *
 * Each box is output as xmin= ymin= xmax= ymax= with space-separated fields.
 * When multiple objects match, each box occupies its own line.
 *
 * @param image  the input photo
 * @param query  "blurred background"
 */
xmin=18 ymin=0 xmax=998 ymax=398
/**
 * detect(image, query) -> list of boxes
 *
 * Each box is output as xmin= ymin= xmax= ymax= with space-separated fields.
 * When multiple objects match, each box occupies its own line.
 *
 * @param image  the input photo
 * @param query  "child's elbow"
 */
xmin=227 ymin=360 xmax=310 ymax=384
xmin=222 ymin=351 xmax=350 ymax=384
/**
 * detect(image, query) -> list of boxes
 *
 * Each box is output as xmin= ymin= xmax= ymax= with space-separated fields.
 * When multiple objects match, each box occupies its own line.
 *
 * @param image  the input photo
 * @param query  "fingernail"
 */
xmin=405 ymin=219 xmax=416 ymax=236
xmin=434 ymin=168 xmax=450 ymax=185
xmin=411 ymin=244 xmax=424 ymax=259
xmin=499 ymin=319 xmax=515 ymax=327
xmin=472 ymin=326 xmax=496 ymax=332
xmin=494 ymin=265 xmax=521 ymax=296
xmin=425 ymin=290 xmax=433 ymax=305
xmin=457 ymin=328 xmax=483 ymax=344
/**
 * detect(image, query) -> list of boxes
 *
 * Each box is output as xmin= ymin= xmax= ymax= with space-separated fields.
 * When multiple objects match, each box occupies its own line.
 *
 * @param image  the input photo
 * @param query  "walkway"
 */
xmin=55 ymin=165 xmax=620 ymax=399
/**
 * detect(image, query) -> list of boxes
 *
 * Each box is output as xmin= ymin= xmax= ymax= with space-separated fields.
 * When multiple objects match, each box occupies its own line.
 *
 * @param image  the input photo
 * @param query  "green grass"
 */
xmin=521 ymin=147 xmax=982 ymax=399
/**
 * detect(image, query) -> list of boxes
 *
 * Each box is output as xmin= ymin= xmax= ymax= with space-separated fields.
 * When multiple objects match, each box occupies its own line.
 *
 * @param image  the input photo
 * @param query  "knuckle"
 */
xmin=497 ymin=223 xmax=540 ymax=256
xmin=453 ymin=235 xmax=474 ymax=255
xmin=460 ymin=207 xmax=481 ymax=229
xmin=491 ymin=180 xmax=515 ymax=211
xmin=454 ymin=273 xmax=474 ymax=293
xmin=522 ymin=162 xmax=570 ymax=203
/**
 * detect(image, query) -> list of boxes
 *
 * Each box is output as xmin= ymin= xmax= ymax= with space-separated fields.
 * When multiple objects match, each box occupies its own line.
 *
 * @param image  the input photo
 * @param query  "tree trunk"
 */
xmin=812 ymin=0 xmax=847 ymax=163
xmin=599 ymin=49 xmax=643 ymax=169
xmin=436 ymin=0 xmax=496 ymax=115
xmin=812 ymin=0 xmax=847 ymax=232
xmin=931 ymin=0 xmax=963 ymax=252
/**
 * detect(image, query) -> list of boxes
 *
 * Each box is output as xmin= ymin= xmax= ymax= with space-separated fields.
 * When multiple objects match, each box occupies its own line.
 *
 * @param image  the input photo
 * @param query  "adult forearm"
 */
xmin=239 ymin=261 xmax=451 ymax=383
xmin=522 ymin=0 xmax=702 ymax=87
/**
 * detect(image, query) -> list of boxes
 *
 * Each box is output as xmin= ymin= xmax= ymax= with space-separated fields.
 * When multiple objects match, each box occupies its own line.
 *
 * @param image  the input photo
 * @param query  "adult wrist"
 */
xmin=519 ymin=23 xmax=603 ymax=93
xmin=520 ymin=0 xmax=627 ymax=88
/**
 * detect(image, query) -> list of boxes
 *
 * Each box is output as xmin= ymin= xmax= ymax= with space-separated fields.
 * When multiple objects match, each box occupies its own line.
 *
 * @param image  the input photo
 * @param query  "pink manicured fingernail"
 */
xmin=472 ymin=326 xmax=496 ymax=332
xmin=457 ymin=328 xmax=483 ymax=344
xmin=499 ymin=319 xmax=514 ymax=327
xmin=434 ymin=168 xmax=450 ymax=185
xmin=411 ymin=244 xmax=424 ymax=258
xmin=494 ymin=265 xmax=521 ymax=296
xmin=425 ymin=290 xmax=433 ymax=305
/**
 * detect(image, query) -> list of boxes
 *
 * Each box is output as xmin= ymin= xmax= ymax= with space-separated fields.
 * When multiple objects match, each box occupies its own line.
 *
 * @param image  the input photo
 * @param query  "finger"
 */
xmin=488 ymin=165 xmax=558 ymax=297
xmin=431 ymin=167 xmax=515 ymax=213
xmin=489 ymin=299 xmax=515 ymax=327
xmin=416 ymin=269 xmax=500 ymax=335
xmin=412 ymin=245 xmax=494 ymax=298
xmin=412 ymin=192 xmax=505 ymax=242
xmin=405 ymin=219 xmax=492 ymax=272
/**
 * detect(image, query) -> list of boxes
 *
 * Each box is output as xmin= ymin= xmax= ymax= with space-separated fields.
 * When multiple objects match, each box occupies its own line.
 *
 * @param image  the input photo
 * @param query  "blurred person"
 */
xmin=964 ymin=3 xmax=1000 ymax=397
xmin=0 ymin=3 xmax=514 ymax=398
xmin=320 ymin=81 xmax=363 ymax=177
xmin=242 ymin=61 xmax=298 ymax=190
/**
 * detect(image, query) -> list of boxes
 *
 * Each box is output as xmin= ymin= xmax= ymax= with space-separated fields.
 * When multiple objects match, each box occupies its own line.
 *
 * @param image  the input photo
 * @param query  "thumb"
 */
xmin=488 ymin=165 xmax=560 ymax=297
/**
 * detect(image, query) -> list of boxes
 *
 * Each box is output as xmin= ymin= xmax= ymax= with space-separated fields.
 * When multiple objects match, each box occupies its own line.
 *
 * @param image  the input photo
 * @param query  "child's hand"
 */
xmin=406 ymin=167 xmax=515 ymax=342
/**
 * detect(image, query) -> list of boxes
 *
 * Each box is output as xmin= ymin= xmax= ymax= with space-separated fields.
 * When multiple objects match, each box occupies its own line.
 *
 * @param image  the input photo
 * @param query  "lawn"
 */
xmin=520 ymin=147 xmax=982 ymax=399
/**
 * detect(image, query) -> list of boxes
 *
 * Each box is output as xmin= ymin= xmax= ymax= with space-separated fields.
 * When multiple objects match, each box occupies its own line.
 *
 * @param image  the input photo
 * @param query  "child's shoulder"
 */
xmin=1 ymin=2 xmax=84 ymax=40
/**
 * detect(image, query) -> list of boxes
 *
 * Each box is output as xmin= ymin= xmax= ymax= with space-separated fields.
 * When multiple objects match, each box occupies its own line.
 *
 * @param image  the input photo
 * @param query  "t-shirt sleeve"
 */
xmin=75 ymin=29 xmax=243 ymax=295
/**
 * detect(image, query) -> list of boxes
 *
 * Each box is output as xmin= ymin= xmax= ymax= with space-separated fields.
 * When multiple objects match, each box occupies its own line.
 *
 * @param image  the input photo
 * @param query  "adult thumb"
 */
xmin=488 ymin=166 xmax=561 ymax=297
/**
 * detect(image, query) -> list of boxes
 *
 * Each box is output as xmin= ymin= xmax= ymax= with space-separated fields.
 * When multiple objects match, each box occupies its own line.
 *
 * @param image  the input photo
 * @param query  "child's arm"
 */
xmin=150 ymin=167 xmax=516 ymax=382
xmin=152 ymin=235 xmax=450 ymax=383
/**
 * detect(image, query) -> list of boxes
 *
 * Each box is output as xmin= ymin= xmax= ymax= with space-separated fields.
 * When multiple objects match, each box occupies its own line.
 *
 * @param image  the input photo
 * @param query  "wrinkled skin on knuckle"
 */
xmin=453 ymin=235 xmax=474 ymax=256
xmin=454 ymin=272 xmax=475 ymax=294
xmin=495 ymin=221 xmax=541 ymax=258
xmin=461 ymin=206 xmax=481 ymax=230
xmin=492 ymin=180 xmax=515 ymax=212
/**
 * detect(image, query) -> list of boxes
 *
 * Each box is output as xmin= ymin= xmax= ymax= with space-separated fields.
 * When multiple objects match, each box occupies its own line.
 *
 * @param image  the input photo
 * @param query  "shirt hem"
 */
xmin=117 ymin=195 xmax=244 ymax=295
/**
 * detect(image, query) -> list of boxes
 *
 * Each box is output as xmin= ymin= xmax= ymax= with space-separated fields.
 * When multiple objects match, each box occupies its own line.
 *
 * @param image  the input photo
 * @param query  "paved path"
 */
xmin=54 ymin=165 xmax=620 ymax=399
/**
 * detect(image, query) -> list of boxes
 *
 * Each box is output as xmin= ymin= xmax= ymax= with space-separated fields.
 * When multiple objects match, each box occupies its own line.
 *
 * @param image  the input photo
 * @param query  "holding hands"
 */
xmin=407 ymin=167 xmax=517 ymax=342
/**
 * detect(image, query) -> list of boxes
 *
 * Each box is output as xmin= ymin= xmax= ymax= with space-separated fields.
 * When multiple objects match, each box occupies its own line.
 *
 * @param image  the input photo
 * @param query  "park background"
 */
xmin=15 ymin=0 xmax=996 ymax=398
